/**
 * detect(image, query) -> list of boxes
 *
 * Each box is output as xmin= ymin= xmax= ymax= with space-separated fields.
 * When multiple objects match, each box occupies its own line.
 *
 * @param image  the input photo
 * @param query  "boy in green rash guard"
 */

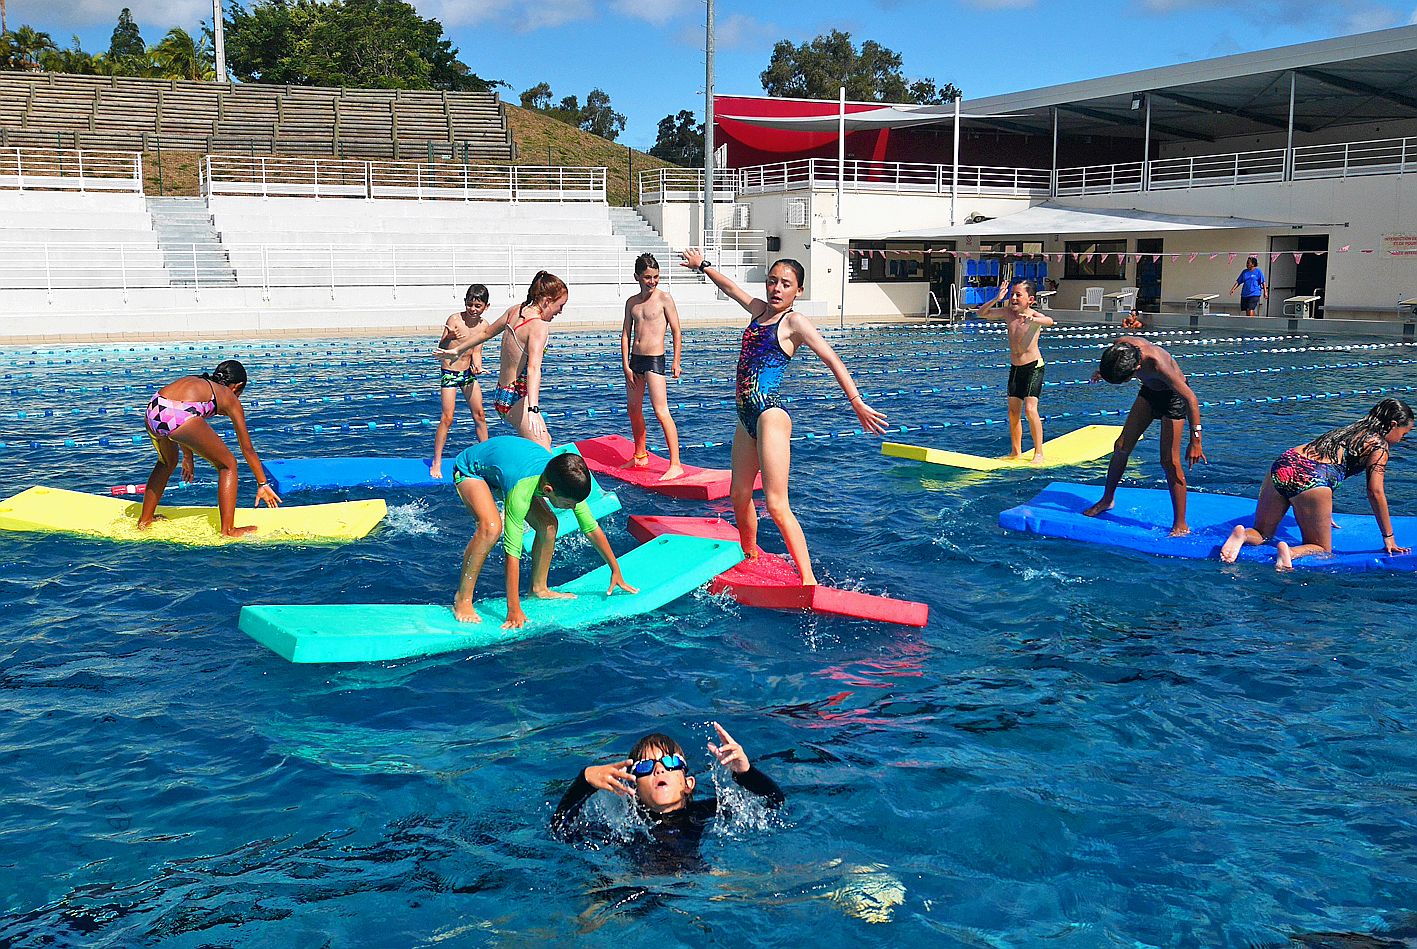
xmin=451 ymin=436 xmax=638 ymax=628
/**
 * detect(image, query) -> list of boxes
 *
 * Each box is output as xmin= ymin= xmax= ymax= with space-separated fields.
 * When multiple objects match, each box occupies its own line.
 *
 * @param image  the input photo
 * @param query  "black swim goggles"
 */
xmin=630 ymin=754 xmax=687 ymax=778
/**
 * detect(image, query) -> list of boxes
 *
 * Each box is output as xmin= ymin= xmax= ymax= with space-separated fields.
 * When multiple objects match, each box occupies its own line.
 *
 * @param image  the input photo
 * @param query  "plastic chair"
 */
xmin=1080 ymin=287 xmax=1104 ymax=311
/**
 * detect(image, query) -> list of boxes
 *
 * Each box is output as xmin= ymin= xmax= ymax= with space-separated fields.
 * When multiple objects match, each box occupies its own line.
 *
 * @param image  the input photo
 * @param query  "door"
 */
xmin=1267 ymin=235 xmax=1329 ymax=317
xmin=926 ymin=245 xmax=956 ymax=316
xmin=1135 ymin=238 xmax=1163 ymax=311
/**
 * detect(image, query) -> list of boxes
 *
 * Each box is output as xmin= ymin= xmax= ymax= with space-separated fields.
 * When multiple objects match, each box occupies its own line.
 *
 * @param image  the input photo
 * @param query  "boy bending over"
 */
xmin=451 ymin=436 xmax=636 ymax=628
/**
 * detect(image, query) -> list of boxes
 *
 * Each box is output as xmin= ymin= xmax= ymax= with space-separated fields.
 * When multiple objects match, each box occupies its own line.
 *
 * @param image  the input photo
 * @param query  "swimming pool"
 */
xmin=3 ymin=322 xmax=1416 ymax=946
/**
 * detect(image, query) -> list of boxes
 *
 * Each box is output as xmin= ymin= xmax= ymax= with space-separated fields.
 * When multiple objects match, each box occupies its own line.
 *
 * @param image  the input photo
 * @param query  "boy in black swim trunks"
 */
xmin=431 ymin=284 xmax=491 ymax=477
xmin=550 ymin=722 xmax=783 ymax=873
xmin=980 ymin=277 xmax=1054 ymax=463
xmin=1084 ymin=337 xmax=1207 ymax=535
xmin=620 ymin=253 xmax=685 ymax=480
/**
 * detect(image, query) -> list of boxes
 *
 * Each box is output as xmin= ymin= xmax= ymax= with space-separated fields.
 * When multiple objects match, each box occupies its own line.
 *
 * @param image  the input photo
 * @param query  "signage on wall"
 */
xmin=1383 ymin=234 xmax=1417 ymax=256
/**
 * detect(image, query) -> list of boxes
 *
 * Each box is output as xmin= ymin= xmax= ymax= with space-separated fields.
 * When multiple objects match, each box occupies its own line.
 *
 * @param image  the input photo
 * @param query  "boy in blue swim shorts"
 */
xmin=451 ymin=436 xmax=636 ymax=628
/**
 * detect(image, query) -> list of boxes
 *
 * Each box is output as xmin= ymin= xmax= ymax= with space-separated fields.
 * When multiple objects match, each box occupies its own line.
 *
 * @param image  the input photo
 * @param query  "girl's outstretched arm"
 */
xmin=436 ymin=311 xmax=506 ymax=359
xmin=679 ymin=249 xmax=759 ymax=313
xmin=223 ymin=396 xmax=282 ymax=508
xmin=789 ymin=315 xmax=889 ymax=435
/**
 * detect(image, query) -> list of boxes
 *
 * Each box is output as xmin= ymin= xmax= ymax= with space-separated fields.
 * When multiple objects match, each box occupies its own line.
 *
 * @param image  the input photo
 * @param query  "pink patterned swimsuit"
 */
xmin=145 ymin=379 xmax=218 ymax=439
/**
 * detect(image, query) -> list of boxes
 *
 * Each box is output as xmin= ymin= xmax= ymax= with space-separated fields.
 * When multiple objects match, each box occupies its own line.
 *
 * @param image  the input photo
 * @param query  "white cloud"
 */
xmin=6 ymin=0 xmax=211 ymax=32
xmin=674 ymin=11 xmax=772 ymax=50
xmin=1137 ymin=0 xmax=1407 ymax=30
xmin=608 ymin=0 xmax=696 ymax=26
xmin=414 ymin=0 xmax=592 ymax=29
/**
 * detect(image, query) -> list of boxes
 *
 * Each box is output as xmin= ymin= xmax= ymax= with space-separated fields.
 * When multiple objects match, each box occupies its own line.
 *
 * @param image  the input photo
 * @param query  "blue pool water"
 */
xmin=3 ymin=322 xmax=1417 ymax=946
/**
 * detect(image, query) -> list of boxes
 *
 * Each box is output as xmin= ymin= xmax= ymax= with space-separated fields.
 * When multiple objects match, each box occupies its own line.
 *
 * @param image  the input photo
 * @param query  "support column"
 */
xmin=950 ymin=94 xmax=960 ymax=226
xmin=1050 ymin=106 xmax=1058 ymax=198
xmin=703 ymin=0 xmax=715 ymax=246
xmin=1285 ymin=70 xmax=1296 ymax=181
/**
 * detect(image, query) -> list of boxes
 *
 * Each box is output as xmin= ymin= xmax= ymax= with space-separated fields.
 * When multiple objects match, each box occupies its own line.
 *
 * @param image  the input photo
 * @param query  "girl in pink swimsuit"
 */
xmin=139 ymin=359 xmax=281 ymax=538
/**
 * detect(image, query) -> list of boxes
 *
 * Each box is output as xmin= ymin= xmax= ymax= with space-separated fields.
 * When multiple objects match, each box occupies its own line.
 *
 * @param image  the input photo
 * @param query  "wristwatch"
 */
xmin=528 ymin=405 xmax=541 ymax=414
xmin=697 ymin=259 xmax=715 ymax=273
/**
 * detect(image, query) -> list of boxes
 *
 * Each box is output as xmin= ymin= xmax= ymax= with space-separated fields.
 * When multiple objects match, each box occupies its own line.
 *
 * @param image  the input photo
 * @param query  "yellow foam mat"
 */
xmin=882 ymin=425 xmax=1126 ymax=472
xmin=0 ymin=486 xmax=386 ymax=546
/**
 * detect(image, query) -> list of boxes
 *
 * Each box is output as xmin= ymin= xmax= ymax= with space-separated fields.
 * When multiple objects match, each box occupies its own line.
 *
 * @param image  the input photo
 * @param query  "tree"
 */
xmin=225 ymin=0 xmax=500 ymax=91
xmin=650 ymin=110 xmax=703 ymax=167
xmin=153 ymin=27 xmax=214 ymax=81
xmin=39 ymin=35 xmax=98 ymax=75
xmin=520 ymin=82 xmax=551 ymax=110
xmin=759 ymin=30 xmax=960 ymax=104
xmin=1 ymin=25 xmax=56 ymax=70
xmin=108 ymin=8 xmax=145 ymax=60
xmin=579 ymin=88 xmax=625 ymax=141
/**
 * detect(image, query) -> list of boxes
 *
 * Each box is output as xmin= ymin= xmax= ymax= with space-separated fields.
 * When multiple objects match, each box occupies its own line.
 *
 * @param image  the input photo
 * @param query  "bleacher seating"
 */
xmin=0 ymin=190 xmax=169 ymax=289
xmin=0 ymin=72 xmax=513 ymax=161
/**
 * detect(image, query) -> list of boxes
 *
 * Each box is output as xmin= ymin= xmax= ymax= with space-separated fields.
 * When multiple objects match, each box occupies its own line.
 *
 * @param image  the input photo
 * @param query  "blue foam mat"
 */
xmin=999 ymin=481 xmax=1417 ymax=571
xmin=263 ymin=445 xmax=620 ymax=555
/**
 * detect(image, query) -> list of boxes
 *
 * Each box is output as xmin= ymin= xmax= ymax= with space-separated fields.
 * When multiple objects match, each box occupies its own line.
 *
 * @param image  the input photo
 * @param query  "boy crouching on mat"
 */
xmin=1084 ymin=338 xmax=1207 ymax=536
xmin=550 ymin=722 xmax=783 ymax=870
xmin=452 ymin=436 xmax=636 ymax=628
xmin=980 ymin=278 xmax=1054 ymax=463
xmin=620 ymin=252 xmax=685 ymax=480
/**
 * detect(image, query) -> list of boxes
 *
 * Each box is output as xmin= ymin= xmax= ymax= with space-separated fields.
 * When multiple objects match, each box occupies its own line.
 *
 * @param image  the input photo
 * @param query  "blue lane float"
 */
xmin=999 ymin=481 xmax=1417 ymax=572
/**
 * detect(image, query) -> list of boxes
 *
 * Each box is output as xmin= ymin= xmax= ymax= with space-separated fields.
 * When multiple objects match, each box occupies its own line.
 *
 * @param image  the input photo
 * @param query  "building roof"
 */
xmin=962 ymin=24 xmax=1417 ymax=143
xmin=853 ymin=203 xmax=1323 ymax=241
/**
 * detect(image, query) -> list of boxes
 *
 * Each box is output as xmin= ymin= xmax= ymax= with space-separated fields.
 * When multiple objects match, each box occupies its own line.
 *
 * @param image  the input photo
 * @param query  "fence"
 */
xmin=737 ymin=159 xmax=1051 ymax=197
xmin=0 ymin=241 xmax=756 ymax=300
xmin=0 ymin=149 xmax=144 ymax=193
xmin=637 ymin=168 xmax=739 ymax=204
xmin=202 ymin=155 xmax=607 ymax=202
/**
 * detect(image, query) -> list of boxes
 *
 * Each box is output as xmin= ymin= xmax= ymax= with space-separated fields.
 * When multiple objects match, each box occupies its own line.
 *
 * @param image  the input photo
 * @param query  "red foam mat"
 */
xmin=575 ymin=435 xmax=760 ymax=501
xmin=628 ymin=514 xmax=928 ymax=628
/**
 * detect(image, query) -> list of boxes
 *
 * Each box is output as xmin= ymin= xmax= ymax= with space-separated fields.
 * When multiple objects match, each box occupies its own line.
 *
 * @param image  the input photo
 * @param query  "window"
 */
xmin=849 ymin=241 xmax=941 ymax=283
xmin=1064 ymin=240 xmax=1127 ymax=280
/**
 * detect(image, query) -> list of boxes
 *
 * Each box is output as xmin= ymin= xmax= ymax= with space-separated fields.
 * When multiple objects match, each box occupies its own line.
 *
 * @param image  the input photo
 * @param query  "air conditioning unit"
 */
xmin=731 ymin=203 xmax=751 ymax=228
xmin=786 ymin=197 xmax=809 ymax=229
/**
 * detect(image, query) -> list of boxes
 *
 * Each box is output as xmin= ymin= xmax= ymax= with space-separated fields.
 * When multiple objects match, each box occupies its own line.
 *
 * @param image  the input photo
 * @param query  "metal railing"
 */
xmin=0 ymin=240 xmax=758 ymax=301
xmin=737 ymin=158 xmax=1051 ymax=197
xmin=703 ymin=228 xmax=767 ymax=272
xmin=203 ymin=155 xmax=608 ymax=202
xmin=637 ymin=167 xmax=739 ymax=203
xmin=1148 ymin=148 xmax=1286 ymax=189
xmin=0 ymin=148 xmax=144 ymax=192
xmin=1055 ymin=161 xmax=1144 ymax=196
xmin=1293 ymin=136 xmax=1417 ymax=180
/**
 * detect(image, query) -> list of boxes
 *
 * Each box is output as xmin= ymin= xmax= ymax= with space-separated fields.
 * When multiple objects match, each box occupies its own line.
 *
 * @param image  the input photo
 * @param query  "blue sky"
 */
xmin=10 ymin=0 xmax=1417 ymax=150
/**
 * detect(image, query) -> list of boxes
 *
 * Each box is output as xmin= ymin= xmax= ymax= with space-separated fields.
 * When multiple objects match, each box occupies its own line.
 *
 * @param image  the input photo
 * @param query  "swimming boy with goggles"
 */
xmin=450 ymin=435 xmax=636 ymax=628
xmin=550 ymin=722 xmax=783 ymax=869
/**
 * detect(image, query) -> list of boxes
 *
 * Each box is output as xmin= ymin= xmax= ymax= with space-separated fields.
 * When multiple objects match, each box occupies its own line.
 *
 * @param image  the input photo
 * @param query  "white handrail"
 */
xmin=0 ymin=148 xmax=143 ymax=193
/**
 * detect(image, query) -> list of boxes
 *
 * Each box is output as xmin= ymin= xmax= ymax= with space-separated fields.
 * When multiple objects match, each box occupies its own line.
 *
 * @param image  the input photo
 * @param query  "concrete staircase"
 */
xmin=146 ymin=197 xmax=237 ymax=286
xmin=607 ymin=206 xmax=706 ymax=285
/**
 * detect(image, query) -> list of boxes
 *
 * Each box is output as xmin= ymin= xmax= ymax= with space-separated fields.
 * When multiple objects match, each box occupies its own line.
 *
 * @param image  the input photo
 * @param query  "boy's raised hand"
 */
xmin=707 ymin=721 xmax=750 ymax=774
xmin=680 ymin=248 xmax=705 ymax=271
xmin=584 ymin=759 xmax=637 ymax=796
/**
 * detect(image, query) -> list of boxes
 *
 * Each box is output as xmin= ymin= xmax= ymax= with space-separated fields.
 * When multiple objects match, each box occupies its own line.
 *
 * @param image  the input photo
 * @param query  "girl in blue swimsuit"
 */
xmin=1220 ymin=398 xmax=1414 ymax=569
xmin=679 ymin=250 xmax=887 ymax=585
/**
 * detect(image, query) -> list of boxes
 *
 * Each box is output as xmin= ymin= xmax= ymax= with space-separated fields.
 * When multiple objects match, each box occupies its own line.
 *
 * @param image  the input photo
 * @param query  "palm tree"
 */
xmin=40 ymin=36 xmax=97 ymax=75
xmin=7 ymin=26 xmax=57 ymax=70
xmin=152 ymin=27 xmax=214 ymax=81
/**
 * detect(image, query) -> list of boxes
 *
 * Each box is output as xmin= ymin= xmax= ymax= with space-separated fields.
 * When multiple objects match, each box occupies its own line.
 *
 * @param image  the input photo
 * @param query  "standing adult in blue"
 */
xmin=1230 ymin=256 xmax=1267 ymax=317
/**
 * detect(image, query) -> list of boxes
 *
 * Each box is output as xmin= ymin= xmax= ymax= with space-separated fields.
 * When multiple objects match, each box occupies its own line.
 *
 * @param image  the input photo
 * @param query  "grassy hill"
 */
xmin=503 ymin=103 xmax=681 ymax=207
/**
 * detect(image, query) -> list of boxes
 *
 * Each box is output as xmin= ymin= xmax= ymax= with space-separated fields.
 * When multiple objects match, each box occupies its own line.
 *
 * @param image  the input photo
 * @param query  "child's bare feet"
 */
xmin=1219 ymin=525 xmax=1247 ymax=563
xmin=530 ymin=588 xmax=577 ymax=600
xmin=1082 ymin=498 xmax=1114 ymax=518
xmin=621 ymin=452 xmax=650 ymax=470
xmin=222 ymin=525 xmax=259 ymax=538
xmin=1006 ymin=452 xmax=1022 ymax=461
xmin=659 ymin=464 xmax=685 ymax=481
xmin=135 ymin=513 xmax=166 ymax=531
xmin=1168 ymin=524 xmax=1191 ymax=538
xmin=1275 ymin=541 xmax=1294 ymax=571
xmin=430 ymin=463 xmax=443 ymax=479
xmin=453 ymin=600 xmax=481 ymax=623
xmin=740 ymin=545 xmax=760 ymax=560
xmin=1030 ymin=453 xmax=1045 ymax=466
